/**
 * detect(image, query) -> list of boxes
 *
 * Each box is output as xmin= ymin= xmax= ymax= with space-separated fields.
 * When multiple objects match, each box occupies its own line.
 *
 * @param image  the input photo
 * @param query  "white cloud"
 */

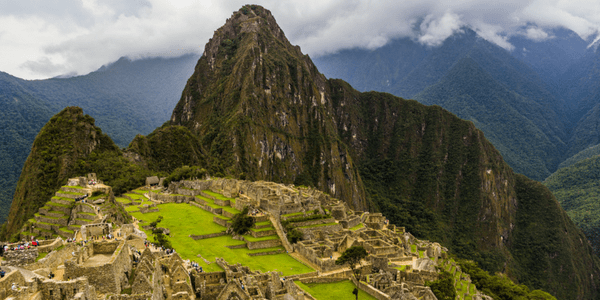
xmin=0 ymin=0 xmax=599 ymax=79
xmin=523 ymin=26 xmax=551 ymax=41
xmin=418 ymin=12 xmax=463 ymax=47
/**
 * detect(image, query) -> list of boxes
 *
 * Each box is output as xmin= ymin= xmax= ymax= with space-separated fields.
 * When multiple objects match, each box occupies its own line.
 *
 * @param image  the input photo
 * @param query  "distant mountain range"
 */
xmin=0 ymin=54 xmax=198 ymax=223
xmin=312 ymin=27 xmax=600 ymax=181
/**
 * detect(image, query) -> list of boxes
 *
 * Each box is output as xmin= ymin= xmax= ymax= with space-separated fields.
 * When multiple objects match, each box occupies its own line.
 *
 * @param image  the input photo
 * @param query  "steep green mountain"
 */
xmin=545 ymin=155 xmax=600 ymax=256
xmin=166 ymin=6 xmax=368 ymax=208
xmin=120 ymin=6 xmax=600 ymax=299
xmin=0 ymin=54 xmax=198 ymax=224
xmin=314 ymin=30 xmax=567 ymax=181
xmin=2 ymin=106 xmax=151 ymax=240
xmin=558 ymin=143 xmax=600 ymax=169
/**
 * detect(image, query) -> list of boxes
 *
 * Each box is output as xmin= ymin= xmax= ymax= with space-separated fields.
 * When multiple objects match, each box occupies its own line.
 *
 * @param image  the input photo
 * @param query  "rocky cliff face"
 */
xmin=170 ymin=6 xmax=367 ymax=209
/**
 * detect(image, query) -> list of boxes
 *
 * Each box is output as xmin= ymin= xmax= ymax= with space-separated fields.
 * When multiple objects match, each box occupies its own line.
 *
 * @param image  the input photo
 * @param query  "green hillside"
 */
xmin=558 ymin=143 xmax=600 ymax=169
xmin=2 ymin=107 xmax=152 ymax=239
xmin=545 ymin=155 xmax=600 ymax=255
xmin=0 ymin=54 xmax=198 ymax=225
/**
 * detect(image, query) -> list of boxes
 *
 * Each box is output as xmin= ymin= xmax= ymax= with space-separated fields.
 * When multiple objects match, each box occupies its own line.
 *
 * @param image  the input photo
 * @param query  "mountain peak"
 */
xmin=201 ymin=5 xmax=290 ymax=65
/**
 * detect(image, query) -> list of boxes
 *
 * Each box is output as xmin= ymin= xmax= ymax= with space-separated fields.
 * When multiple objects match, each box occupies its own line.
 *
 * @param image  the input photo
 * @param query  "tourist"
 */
xmin=0 ymin=269 xmax=5 ymax=278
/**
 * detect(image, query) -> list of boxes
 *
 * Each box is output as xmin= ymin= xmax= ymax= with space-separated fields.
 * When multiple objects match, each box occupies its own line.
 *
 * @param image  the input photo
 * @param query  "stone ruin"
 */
xmin=0 ymin=237 xmax=197 ymax=300
xmin=64 ymin=240 xmax=131 ymax=294
xmin=192 ymin=258 xmax=304 ymax=300
xmin=163 ymin=178 xmax=325 ymax=218
xmin=2 ymin=175 xmax=496 ymax=299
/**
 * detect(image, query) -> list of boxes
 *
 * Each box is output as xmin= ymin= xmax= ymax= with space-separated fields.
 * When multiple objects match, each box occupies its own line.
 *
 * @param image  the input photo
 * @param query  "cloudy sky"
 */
xmin=1 ymin=0 xmax=600 ymax=80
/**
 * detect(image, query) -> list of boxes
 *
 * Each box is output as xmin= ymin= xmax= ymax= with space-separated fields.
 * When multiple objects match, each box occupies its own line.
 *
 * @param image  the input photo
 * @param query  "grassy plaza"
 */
xmin=295 ymin=280 xmax=378 ymax=300
xmin=129 ymin=203 xmax=313 ymax=276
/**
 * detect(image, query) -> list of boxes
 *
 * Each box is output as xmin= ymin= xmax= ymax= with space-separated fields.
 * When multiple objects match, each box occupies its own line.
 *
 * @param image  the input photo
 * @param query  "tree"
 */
xmin=150 ymin=215 xmax=172 ymax=249
xmin=425 ymin=271 xmax=456 ymax=300
xmin=231 ymin=206 xmax=254 ymax=235
xmin=336 ymin=246 xmax=368 ymax=279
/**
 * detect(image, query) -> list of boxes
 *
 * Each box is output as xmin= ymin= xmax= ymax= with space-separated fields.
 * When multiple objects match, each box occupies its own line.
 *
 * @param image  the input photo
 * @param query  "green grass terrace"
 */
xmin=195 ymin=195 xmax=240 ymax=214
xmin=294 ymin=280 xmax=377 ymax=300
xmin=202 ymin=190 xmax=236 ymax=204
xmin=130 ymin=203 xmax=313 ymax=276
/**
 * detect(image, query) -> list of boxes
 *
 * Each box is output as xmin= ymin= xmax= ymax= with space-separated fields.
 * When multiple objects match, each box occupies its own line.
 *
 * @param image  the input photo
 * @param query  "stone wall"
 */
xmin=149 ymin=191 xmax=193 ymax=203
xmin=214 ymin=198 xmax=230 ymax=206
xmin=289 ymin=218 xmax=336 ymax=228
xmin=139 ymin=206 xmax=160 ymax=214
xmin=222 ymin=210 xmax=236 ymax=219
xmin=300 ymin=277 xmax=346 ymax=284
xmin=0 ymin=269 xmax=28 ymax=299
xmin=340 ymin=216 xmax=361 ymax=229
xmin=73 ymin=203 xmax=96 ymax=214
xmin=64 ymin=241 xmax=131 ymax=294
xmin=40 ymin=277 xmax=97 ymax=300
xmin=107 ymin=295 xmax=150 ymax=300
xmin=252 ymin=215 xmax=269 ymax=223
xmin=81 ymin=223 xmax=112 ymax=239
xmin=294 ymin=243 xmax=337 ymax=272
xmin=175 ymin=187 xmax=200 ymax=197
xmin=245 ymin=238 xmax=281 ymax=250
xmin=92 ymin=241 xmax=119 ymax=254
xmin=297 ymin=224 xmax=342 ymax=239
xmin=38 ymin=238 xmax=64 ymax=253
xmin=351 ymin=277 xmax=391 ymax=300
xmin=2 ymin=249 xmax=38 ymax=266
xmin=247 ymin=249 xmax=284 ymax=256
xmin=213 ymin=216 xmax=229 ymax=227
xmin=250 ymin=229 xmax=276 ymax=238
xmin=190 ymin=231 xmax=227 ymax=240
xmin=24 ymin=243 xmax=78 ymax=271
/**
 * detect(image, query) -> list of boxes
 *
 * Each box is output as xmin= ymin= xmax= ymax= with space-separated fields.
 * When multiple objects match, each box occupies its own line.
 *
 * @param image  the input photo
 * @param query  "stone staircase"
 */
xmin=269 ymin=215 xmax=294 ymax=253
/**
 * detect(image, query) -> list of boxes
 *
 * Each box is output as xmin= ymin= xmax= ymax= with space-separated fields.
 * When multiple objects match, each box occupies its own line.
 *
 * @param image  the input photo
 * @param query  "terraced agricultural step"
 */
xmin=45 ymin=210 xmax=67 ymax=218
xmin=34 ymin=214 xmax=69 ymax=226
xmin=75 ymin=212 xmax=97 ymax=221
xmin=58 ymin=227 xmax=75 ymax=238
xmin=33 ymin=227 xmax=54 ymax=239
xmin=243 ymin=235 xmax=282 ymax=250
xmin=38 ymin=206 xmax=50 ymax=214
xmin=253 ymin=221 xmax=273 ymax=229
xmin=51 ymin=196 xmax=76 ymax=206
xmin=32 ymin=221 xmax=59 ymax=231
xmin=250 ymin=227 xmax=276 ymax=238
xmin=73 ymin=218 xmax=94 ymax=226
xmin=61 ymin=186 xmax=91 ymax=194
xmin=55 ymin=192 xmax=83 ymax=199
xmin=46 ymin=201 xmax=73 ymax=214
xmin=116 ymin=197 xmax=134 ymax=206
xmin=68 ymin=224 xmax=82 ymax=231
